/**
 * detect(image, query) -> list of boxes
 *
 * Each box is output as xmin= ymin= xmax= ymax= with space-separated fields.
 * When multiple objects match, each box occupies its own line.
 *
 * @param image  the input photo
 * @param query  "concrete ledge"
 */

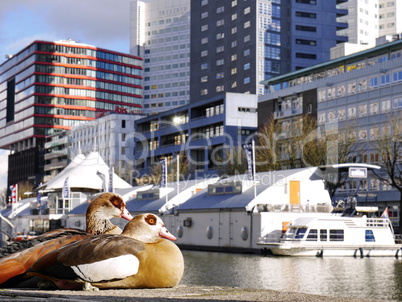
xmin=0 ymin=285 xmax=389 ymax=301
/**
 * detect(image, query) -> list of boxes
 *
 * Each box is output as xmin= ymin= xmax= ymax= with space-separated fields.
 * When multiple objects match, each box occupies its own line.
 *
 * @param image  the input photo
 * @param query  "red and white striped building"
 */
xmin=0 ymin=40 xmax=143 ymax=187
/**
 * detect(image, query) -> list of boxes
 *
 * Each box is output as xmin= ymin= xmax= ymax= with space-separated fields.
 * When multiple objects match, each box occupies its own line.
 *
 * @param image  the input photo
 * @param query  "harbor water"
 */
xmin=181 ymin=250 xmax=402 ymax=301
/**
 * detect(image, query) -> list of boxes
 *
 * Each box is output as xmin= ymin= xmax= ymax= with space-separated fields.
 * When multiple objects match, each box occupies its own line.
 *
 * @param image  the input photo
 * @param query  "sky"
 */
xmin=0 ymin=0 xmax=134 ymax=189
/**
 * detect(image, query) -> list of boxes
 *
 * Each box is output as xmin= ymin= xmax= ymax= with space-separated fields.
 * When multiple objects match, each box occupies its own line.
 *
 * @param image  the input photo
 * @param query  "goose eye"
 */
xmin=109 ymin=195 xmax=123 ymax=208
xmin=145 ymin=214 xmax=157 ymax=225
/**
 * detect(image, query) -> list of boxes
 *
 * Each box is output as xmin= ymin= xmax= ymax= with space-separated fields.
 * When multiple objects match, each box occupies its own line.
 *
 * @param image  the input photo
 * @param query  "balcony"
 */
xmin=44 ymin=136 xmax=68 ymax=149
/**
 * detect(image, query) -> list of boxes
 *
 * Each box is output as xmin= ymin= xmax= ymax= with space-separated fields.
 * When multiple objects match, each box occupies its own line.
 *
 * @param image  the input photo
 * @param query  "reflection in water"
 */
xmin=181 ymin=250 xmax=402 ymax=301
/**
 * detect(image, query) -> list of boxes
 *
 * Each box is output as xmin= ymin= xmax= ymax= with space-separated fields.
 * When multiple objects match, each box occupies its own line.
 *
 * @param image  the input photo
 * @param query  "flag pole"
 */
xmin=177 ymin=153 xmax=180 ymax=194
xmin=252 ymin=139 xmax=256 ymax=199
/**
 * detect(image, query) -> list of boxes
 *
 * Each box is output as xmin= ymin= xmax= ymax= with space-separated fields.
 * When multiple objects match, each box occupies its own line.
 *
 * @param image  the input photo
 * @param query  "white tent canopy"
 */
xmin=41 ymin=151 xmax=131 ymax=191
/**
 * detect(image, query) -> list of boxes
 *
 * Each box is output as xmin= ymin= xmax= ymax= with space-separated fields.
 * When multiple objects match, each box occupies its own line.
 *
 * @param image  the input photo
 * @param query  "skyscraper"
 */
xmin=0 ymin=40 xmax=143 ymax=187
xmin=130 ymin=0 xmax=191 ymax=114
xmin=190 ymin=0 xmax=348 ymax=101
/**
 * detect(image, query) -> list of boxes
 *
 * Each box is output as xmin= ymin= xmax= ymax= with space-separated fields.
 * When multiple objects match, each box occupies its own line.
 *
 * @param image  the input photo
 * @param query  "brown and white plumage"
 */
xmin=30 ymin=213 xmax=184 ymax=290
xmin=0 ymin=192 xmax=133 ymax=286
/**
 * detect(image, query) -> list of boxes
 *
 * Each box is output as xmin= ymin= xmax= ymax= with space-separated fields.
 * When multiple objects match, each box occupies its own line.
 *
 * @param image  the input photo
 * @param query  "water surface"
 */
xmin=181 ymin=250 xmax=402 ymax=301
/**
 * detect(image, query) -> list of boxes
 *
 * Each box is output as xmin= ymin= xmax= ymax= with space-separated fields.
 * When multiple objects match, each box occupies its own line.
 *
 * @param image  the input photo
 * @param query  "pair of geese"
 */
xmin=0 ymin=193 xmax=184 ymax=290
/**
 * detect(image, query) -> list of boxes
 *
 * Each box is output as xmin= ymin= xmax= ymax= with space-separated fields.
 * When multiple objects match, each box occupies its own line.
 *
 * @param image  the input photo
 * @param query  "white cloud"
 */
xmin=0 ymin=0 xmax=132 ymax=62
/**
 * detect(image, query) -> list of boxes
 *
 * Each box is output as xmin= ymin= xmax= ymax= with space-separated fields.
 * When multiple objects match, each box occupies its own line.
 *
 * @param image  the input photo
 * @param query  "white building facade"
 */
xmin=130 ymin=0 xmax=191 ymax=114
xmin=70 ymin=112 xmax=143 ymax=183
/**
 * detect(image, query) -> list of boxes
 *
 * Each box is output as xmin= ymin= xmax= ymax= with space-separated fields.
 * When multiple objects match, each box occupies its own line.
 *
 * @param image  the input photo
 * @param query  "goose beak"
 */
xmin=121 ymin=208 xmax=134 ymax=221
xmin=159 ymin=226 xmax=177 ymax=241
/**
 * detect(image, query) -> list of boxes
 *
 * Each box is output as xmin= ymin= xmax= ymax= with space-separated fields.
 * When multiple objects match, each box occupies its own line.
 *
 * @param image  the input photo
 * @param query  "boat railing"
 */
xmin=261 ymin=203 xmax=332 ymax=213
xmin=365 ymin=218 xmax=390 ymax=228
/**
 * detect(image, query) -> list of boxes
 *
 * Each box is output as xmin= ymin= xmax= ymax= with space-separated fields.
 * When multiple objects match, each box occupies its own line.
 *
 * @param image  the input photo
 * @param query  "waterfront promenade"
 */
xmin=0 ymin=285 xmax=391 ymax=302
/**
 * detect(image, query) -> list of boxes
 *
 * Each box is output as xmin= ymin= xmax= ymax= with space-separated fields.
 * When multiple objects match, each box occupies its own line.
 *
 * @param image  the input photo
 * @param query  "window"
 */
xmin=201 ymin=63 xmax=208 ymax=70
xmin=217 ymin=19 xmax=224 ymax=26
xmin=231 ymin=27 xmax=237 ymax=34
xmin=244 ymin=77 xmax=250 ymax=84
xmin=295 ymin=25 xmax=316 ymax=32
xmin=296 ymin=0 xmax=316 ymax=4
xmin=216 ymin=46 xmax=224 ymax=53
xmin=244 ymin=63 xmax=250 ymax=70
xmin=232 ymin=13 xmax=237 ymax=21
xmin=216 ymin=33 xmax=224 ymax=40
xmin=216 ymin=72 xmax=224 ymax=79
xmin=244 ymin=35 xmax=250 ymax=42
xmin=201 ymin=25 xmax=208 ymax=31
xmin=216 ymin=6 xmax=224 ymax=13
xmin=329 ymin=230 xmax=344 ymax=241
xmin=306 ymin=229 xmax=318 ymax=241
xmin=296 ymin=53 xmax=316 ymax=59
xmin=296 ymin=39 xmax=316 ymax=46
xmin=201 ymin=12 xmax=208 ymax=19
xmin=380 ymin=73 xmax=391 ymax=86
xmin=295 ymin=11 xmax=316 ymax=18
xmin=244 ymin=7 xmax=250 ymax=14
xmin=201 ymin=37 xmax=208 ymax=44
xmin=244 ymin=21 xmax=250 ymax=29
xmin=320 ymin=230 xmax=327 ymax=241
xmin=121 ymin=120 xmax=126 ymax=128
xmin=295 ymin=228 xmax=307 ymax=239
xmin=365 ymin=230 xmax=375 ymax=242
xmin=216 ymin=59 xmax=224 ymax=66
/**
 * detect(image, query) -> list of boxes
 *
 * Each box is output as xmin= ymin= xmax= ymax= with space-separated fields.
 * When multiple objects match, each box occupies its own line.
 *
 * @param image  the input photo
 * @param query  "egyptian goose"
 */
xmin=0 ymin=192 xmax=133 ymax=286
xmin=30 ymin=213 xmax=184 ymax=290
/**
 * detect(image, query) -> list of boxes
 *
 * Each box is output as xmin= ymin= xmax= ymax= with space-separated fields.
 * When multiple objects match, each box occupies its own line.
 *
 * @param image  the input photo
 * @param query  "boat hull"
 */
xmin=263 ymin=243 xmax=402 ymax=257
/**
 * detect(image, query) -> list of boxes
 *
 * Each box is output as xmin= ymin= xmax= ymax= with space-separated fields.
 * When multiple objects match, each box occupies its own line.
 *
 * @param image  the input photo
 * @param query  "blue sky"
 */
xmin=0 ymin=0 xmax=134 ymax=189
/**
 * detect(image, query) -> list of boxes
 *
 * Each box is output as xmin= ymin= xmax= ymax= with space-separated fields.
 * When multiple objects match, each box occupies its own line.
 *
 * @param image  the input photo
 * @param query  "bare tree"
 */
xmin=215 ymin=146 xmax=247 ymax=177
xmin=17 ymin=181 xmax=35 ymax=200
xmin=370 ymin=113 xmax=402 ymax=230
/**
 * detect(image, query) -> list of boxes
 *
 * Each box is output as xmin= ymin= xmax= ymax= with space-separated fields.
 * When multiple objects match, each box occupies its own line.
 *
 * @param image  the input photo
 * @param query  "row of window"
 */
xmin=270 ymin=50 xmax=402 ymax=92
xmin=318 ymin=97 xmax=401 ymax=124
xmin=36 ymin=54 xmax=141 ymax=77
xmin=318 ymin=70 xmax=402 ymax=102
xmin=36 ymin=42 xmax=141 ymax=66
xmin=143 ymin=91 xmax=189 ymax=100
xmin=16 ymin=85 xmax=142 ymax=105
xmin=16 ymin=75 xmax=141 ymax=96
xmin=199 ymin=78 xmax=251 ymax=96
xmin=143 ymin=100 xmax=187 ymax=109
xmin=34 ymin=64 xmax=141 ymax=85
xmin=34 ymin=96 xmax=138 ymax=113
xmin=34 ymin=106 xmax=96 ymax=118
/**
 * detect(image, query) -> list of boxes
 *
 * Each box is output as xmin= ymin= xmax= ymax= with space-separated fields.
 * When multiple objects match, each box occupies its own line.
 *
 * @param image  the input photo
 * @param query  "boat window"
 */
xmin=329 ymin=229 xmax=344 ymax=241
xmin=320 ymin=229 xmax=327 ymax=241
xmin=365 ymin=230 xmax=375 ymax=242
xmin=295 ymin=228 xmax=307 ymax=239
xmin=283 ymin=228 xmax=297 ymax=239
xmin=306 ymin=229 xmax=318 ymax=241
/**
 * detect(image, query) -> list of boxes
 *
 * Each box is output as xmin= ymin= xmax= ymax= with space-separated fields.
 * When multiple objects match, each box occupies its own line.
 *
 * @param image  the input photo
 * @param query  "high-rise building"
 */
xmin=337 ymin=0 xmax=378 ymax=47
xmin=378 ymin=0 xmax=402 ymax=37
xmin=336 ymin=0 xmax=402 ymax=49
xmin=0 ymin=40 xmax=143 ymax=187
xmin=130 ymin=0 xmax=191 ymax=114
xmin=190 ymin=0 xmax=348 ymax=100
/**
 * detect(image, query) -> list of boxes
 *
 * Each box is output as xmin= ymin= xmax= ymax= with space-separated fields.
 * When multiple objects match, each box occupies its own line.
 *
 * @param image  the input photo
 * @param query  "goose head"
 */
xmin=122 ymin=213 xmax=177 ymax=243
xmin=86 ymin=193 xmax=133 ymax=233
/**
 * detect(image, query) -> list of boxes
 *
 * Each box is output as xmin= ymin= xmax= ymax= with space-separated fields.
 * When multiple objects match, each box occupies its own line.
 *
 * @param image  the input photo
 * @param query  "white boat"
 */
xmin=258 ymin=208 xmax=402 ymax=257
